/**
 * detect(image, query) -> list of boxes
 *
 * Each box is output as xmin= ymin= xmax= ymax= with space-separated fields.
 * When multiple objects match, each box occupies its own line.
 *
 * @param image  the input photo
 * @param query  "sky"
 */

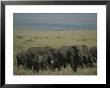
xmin=13 ymin=13 xmax=97 ymax=31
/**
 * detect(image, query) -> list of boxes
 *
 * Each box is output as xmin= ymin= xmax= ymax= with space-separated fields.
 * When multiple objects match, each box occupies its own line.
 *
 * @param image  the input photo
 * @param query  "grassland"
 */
xmin=13 ymin=29 xmax=97 ymax=75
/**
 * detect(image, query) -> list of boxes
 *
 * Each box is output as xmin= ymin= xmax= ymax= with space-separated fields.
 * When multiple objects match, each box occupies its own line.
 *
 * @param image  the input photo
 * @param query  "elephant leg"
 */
xmin=54 ymin=61 xmax=60 ymax=71
xmin=57 ymin=64 xmax=61 ymax=71
xmin=73 ymin=63 xmax=78 ymax=72
xmin=36 ymin=67 xmax=39 ymax=72
xmin=63 ymin=63 xmax=66 ymax=68
xmin=63 ymin=59 xmax=67 ymax=68
xmin=73 ymin=68 xmax=77 ymax=72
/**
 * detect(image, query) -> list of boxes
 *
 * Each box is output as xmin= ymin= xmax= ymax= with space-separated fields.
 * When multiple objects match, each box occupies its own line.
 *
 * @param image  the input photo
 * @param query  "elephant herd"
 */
xmin=16 ymin=45 xmax=97 ymax=72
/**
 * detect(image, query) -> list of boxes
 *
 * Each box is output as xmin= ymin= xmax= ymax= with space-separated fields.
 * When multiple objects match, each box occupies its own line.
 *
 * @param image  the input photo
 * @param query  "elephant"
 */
xmin=57 ymin=46 xmax=71 ymax=70
xmin=31 ymin=53 xmax=51 ymax=72
xmin=32 ymin=54 xmax=39 ymax=72
xmin=16 ymin=51 xmax=27 ymax=68
xmin=37 ymin=53 xmax=50 ymax=70
xmin=87 ymin=46 xmax=97 ymax=68
xmin=77 ymin=45 xmax=90 ymax=68
xmin=46 ymin=48 xmax=59 ymax=71
xmin=26 ymin=46 xmax=55 ymax=71
xmin=57 ymin=45 xmax=80 ymax=72
xmin=89 ymin=46 xmax=97 ymax=63
xmin=67 ymin=46 xmax=80 ymax=72
xmin=26 ymin=47 xmax=46 ymax=69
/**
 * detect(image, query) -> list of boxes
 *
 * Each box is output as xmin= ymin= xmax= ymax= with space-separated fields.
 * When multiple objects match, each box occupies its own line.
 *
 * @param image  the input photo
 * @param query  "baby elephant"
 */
xmin=37 ymin=53 xmax=50 ymax=70
xmin=16 ymin=51 xmax=27 ymax=68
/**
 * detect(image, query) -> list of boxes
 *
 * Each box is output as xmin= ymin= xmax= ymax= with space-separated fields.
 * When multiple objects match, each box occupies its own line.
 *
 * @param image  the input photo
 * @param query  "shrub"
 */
xmin=25 ymin=39 xmax=33 ymax=42
xmin=56 ymin=36 xmax=61 ymax=39
xmin=82 ymin=38 xmax=86 ymax=41
xmin=16 ymin=35 xmax=23 ymax=39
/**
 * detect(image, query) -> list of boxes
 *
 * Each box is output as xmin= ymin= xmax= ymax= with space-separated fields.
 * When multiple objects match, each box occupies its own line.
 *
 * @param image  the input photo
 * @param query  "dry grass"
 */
xmin=14 ymin=65 xmax=97 ymax=75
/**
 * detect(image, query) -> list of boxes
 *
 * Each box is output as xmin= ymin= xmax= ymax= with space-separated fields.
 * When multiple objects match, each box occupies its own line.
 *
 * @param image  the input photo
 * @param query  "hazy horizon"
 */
xmin=13 ymin=13 xmax=97 ymax=31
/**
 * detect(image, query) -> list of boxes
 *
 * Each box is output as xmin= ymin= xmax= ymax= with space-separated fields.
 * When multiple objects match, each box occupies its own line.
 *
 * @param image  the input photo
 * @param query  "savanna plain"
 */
xmin=13 ymin=29 xmax=97 ymax=75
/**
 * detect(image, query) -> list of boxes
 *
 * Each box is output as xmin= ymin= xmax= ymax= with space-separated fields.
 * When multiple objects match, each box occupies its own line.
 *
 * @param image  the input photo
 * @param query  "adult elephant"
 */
xmin=57 ymin=46 xmax=71 ymax=70
xmin=16 ymin=51 xmax=27 ymax=68
xmin=88 ymin=46 xmax=97 ymax=68
xmin=48 ymin=48 xmax=59 ymax=71
xmin=67 ymin=46 xmax=80 ymax=72
xmin=32 ymin=54 xmax=39 ymax=72
xmin=26 ymin=46 xmax=55 ymax=71
xmin=77 ymin=45 xmax=89 ymax=68
xmin=89 ymin=46 xmax=97 ymax=63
